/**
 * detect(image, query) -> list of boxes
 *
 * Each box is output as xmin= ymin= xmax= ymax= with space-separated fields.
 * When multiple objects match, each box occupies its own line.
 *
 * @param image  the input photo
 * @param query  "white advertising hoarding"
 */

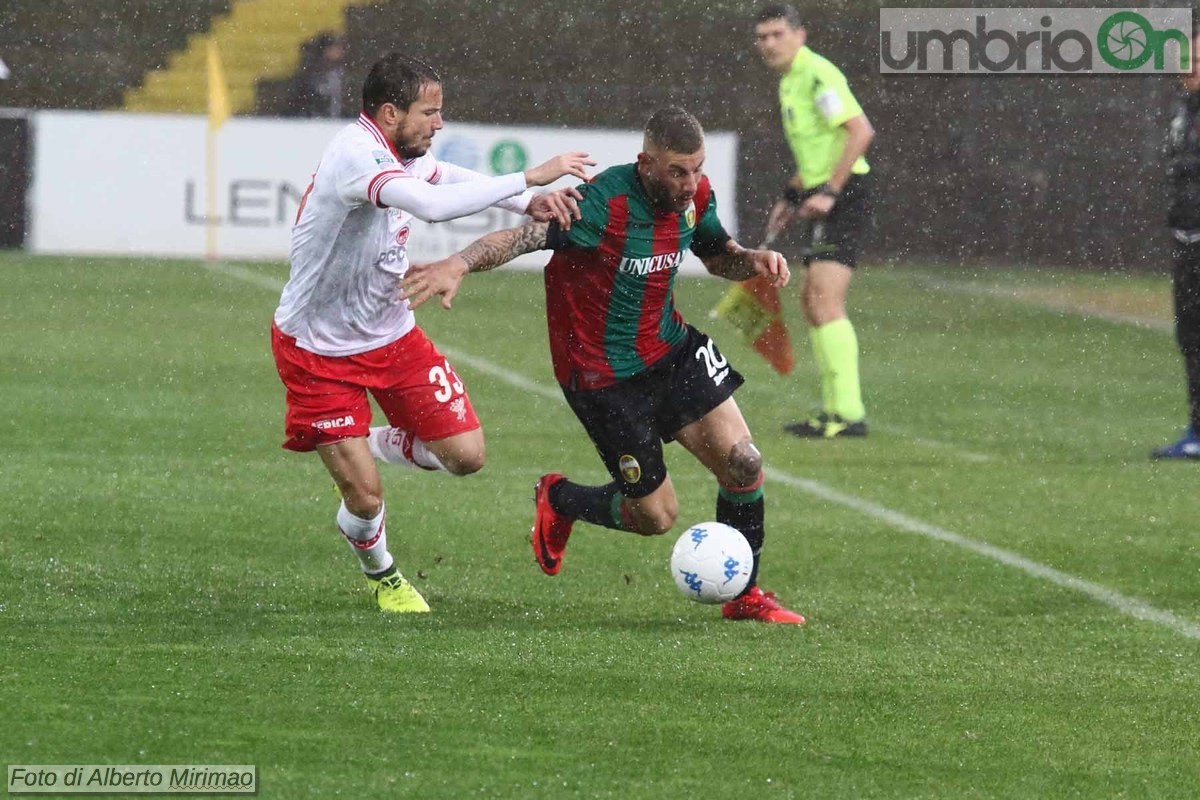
xmin=29 ymin=111 xmax=737 ymax=272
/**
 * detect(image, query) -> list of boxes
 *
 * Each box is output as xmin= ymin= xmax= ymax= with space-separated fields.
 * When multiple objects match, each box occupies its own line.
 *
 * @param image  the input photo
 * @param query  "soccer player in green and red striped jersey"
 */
xmin=402 ymin=108 xmax=806 ymax=624
xmin=541 ymin=157 xmax=726 ymax=390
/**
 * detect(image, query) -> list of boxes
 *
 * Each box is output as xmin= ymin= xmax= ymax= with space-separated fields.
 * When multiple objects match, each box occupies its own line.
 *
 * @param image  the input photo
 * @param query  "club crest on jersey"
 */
xmin=685 ymin=201 xmax=696 ymax=228
xmin=619 ymin=454 xmax=642 ymax=484
xmin=395 ymin=225 xmax=410 ymax=246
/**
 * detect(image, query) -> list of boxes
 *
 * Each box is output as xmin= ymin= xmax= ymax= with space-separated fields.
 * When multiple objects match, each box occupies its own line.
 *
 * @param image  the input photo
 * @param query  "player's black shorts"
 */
xmin=561 ymin=325 xmax=745 ymax=499
xmin=801 ymin=173 xmax=873 ymax=269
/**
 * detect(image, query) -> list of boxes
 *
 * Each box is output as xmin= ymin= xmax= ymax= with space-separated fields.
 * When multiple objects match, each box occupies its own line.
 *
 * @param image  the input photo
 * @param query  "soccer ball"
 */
xmin=669 ymin=522 xmax=752 ymax=604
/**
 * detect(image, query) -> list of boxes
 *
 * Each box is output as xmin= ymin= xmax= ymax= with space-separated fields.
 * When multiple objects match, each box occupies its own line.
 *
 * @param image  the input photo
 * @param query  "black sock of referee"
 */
xmin=716 ymin=479 xmax=765 ymax=591
xmin=550 ymin=479 xmax=631 ymax=531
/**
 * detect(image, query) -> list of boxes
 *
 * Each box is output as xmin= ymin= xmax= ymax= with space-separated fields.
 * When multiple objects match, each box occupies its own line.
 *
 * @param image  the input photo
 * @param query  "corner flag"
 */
xmin=204 ymin=39 xmax=229 ymax=261
xmin=710 ymin=275 xmax=794 ymax=375
xmin=206 ymin=40 xmax=230 ymax=131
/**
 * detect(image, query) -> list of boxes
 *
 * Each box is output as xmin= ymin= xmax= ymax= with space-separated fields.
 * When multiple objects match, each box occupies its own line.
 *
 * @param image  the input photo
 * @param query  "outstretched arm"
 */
xmin=376 ymin=172 xmax=527 ymax=223
xmin=374 ymin=152 xmax=593 ymax=223
xmin=399 ymin=220 xmax=551 ymax=310
xmin=701 ymin=239 xmax=790 ymax=288
xmin=435 ymin=161 xmax=582 ymax=227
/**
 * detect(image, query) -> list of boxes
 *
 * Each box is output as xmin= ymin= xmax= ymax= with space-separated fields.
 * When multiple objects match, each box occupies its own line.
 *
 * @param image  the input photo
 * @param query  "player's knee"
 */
xmin=634 ymin=508 xmax=677 ymax=536
xmin=804 ymin=296 xmax=841 ymax=326
xmin=341 ymin=485 xmax=383 ymax=518
xmin=728 ymin=439 xmax=763 ymax=487
xmin=628 ymin=495 xmax=678 ymax=536
xmin=443 ymin=448 xmax=485 ymax=476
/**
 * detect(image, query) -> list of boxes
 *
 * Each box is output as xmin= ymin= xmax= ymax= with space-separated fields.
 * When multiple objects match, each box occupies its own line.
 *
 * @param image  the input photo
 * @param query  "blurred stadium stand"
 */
xmin=326 ymin=1 xmax=1176 ymax=269
xmin=126 ymin=0 xmax=374 ymax=115
xmin=0 ymin=0 xmax=1180 ymax=268
xmin=0 ymin=0 xmax=231 ymax=110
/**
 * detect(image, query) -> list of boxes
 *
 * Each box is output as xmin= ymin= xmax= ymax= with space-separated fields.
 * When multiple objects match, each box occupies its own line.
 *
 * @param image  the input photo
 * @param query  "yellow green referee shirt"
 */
xmin=779 ymin=46 xmax=870 ymax=189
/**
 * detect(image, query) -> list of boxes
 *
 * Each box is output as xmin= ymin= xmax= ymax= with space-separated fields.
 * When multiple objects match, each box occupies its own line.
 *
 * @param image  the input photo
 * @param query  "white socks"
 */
xmin=345 ymin=428 xmax=443 ymax=577
xmin=336 ymin=501 xmax=393 ymax=575
xmin=368 ymin=426 xmax=445 ymax=471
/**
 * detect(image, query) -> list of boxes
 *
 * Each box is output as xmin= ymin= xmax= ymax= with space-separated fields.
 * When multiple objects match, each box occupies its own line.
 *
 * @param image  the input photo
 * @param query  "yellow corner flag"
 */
xmin=710 ymin=276 xmax=794 ymax=376
xmin=204 ymin=39 xmax=229 ymax=261
xmin=206 ymin=40 xmax=230 ymax=131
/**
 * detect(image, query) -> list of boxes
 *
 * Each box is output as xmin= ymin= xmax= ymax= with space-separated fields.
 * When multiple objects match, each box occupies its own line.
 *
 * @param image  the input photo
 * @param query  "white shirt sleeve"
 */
xmin=374 ymin=171 xmax=528 ymax=222
xmin=333 ymin=137 xmax=397 ymax=205
xmin=327 ymin=137 xmax=529 ymax=222
xmin=434 ymin=160 xmax=534 ymax=216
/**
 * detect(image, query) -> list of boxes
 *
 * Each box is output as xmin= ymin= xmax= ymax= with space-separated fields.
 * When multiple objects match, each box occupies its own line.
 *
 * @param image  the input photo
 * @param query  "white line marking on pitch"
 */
xmin=877 ymin=425 xmax=992 ymax=463
xmin=204 ymin=260 xmax=289 ymax=293
xmin=765 ymin=470 xmax=1200 ymax=640
xmin=441 ymin=351 xmax=1200 ymax=640
xmin=917 ymin=276 xmax=1173 ymax=332
xmin=212 ymin=260 xmax=1200 ymax=639
xmin=777 ymin=393 xmax=992 ymax=462
xmin=439 ymin=347 xmax=563 ymax=403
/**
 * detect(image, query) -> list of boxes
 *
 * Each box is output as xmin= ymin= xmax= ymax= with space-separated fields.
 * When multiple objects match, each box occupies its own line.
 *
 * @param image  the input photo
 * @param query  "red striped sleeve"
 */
xmin=367 ymin=169 xmax=413 ymax=206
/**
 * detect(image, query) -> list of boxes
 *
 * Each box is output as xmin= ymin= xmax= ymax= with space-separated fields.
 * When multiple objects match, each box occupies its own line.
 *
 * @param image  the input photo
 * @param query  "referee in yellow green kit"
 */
xmin=754 ymin=3 xmax=875 ymax=439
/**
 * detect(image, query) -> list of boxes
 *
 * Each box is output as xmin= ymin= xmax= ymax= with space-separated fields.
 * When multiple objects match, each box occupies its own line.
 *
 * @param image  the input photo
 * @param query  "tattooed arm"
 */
xmin=457 ymin=220 xmax=551 ymax=274
xmin=700 ymin=239 xmax=791 ymax=288
xmin=400 ymin=220 xmax=551 ymax=310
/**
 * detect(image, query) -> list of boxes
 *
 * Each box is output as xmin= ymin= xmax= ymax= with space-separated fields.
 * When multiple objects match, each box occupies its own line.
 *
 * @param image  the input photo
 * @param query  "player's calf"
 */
xmin=623 ymin=492 xmax=678 ymax=536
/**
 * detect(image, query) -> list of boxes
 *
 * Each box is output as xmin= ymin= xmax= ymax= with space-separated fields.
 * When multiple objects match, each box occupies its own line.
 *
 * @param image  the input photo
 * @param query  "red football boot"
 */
xmin=721 ymin=586 xmax=806 ymax=625
xmin=531 ymin=473 xmax=574 ymax=576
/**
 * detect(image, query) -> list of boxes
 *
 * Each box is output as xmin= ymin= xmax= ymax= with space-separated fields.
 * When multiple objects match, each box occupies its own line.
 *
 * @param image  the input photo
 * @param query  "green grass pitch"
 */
xmin=2 ymin=252 xmax=1199 ymax=798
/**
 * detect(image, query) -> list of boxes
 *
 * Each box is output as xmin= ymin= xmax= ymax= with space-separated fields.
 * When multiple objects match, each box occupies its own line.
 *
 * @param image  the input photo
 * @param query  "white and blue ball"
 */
xmin=669 ymin=522 xmax=752 ymax=604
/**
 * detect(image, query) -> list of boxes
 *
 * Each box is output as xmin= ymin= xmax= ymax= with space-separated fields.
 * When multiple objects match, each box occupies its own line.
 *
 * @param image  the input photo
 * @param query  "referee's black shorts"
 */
xmin=802 ymin=173 xmax=873 ymax=269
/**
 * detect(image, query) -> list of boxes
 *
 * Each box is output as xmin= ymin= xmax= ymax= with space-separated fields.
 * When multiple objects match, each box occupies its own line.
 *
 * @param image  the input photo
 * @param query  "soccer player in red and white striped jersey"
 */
xmin=271 ymin=52 xmax=593 ymax=612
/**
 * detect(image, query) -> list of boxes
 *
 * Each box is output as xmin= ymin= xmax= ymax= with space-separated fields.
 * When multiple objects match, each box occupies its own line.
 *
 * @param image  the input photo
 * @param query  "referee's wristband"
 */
xmin=782 ymin=185 xmax=805 ymax=206
xmin=783 ymin=183 xmax=840 ymax=206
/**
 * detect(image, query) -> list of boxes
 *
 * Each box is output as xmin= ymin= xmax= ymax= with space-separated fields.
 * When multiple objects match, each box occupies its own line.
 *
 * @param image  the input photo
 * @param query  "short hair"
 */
xmin=362 ymin=53 xmax=441 ymax=115
xmin=643 ymin=107 xmax=705 ymax=154
xmin=755 ymin=3 xmax=803 ymax=29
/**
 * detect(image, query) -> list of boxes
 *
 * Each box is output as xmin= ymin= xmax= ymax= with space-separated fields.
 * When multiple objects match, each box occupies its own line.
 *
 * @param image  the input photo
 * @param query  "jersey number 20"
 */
xmin=695 ymin=338 xmax=730 ymax=386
